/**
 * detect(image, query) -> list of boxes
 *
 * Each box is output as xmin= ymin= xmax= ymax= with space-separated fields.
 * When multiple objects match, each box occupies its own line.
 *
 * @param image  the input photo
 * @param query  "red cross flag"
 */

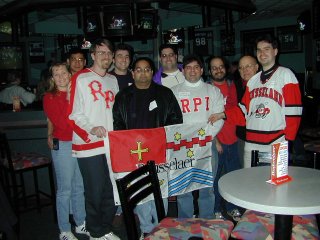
xmin=107 ymin=127 xmax=167 ymax=172
xmin=104 ymin=122 xmax=217 ymax=205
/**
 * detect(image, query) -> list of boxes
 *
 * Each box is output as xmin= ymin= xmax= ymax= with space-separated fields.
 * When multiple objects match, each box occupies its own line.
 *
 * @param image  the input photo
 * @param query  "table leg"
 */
xmin=274 ymin=214 xmax=293 ymax=240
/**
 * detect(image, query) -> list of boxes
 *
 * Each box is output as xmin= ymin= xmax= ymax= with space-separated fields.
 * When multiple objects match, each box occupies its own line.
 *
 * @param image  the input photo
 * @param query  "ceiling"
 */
xmin=0 ymin=0 xmax=312 ymax=24
xmin=167 ymin=0 xmax=312 ymax=21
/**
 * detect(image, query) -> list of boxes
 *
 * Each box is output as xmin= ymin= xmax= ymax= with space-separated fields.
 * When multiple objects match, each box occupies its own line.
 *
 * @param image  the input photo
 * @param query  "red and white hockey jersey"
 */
xmin=68 ymin=68 xmax=119 ymax=157
xmin=171 ymin=79 xmax=224 ymax=138
xmin=227 ymin=66 xmax=302 ymax=145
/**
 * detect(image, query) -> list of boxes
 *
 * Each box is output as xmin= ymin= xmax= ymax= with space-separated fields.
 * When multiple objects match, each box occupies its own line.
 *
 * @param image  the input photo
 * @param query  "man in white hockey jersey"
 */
xmin=171 ymin=54 xmax=224 ymax=219
xmin=68 ymin=38 xmax=120 ymax=240
xmin=209 ymin=34 xmax=302 ymax=168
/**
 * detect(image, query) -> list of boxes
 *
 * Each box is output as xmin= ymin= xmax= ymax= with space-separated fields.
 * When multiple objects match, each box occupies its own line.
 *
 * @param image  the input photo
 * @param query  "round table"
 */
xmin=218 ymin=166 xmax=320 ymax=240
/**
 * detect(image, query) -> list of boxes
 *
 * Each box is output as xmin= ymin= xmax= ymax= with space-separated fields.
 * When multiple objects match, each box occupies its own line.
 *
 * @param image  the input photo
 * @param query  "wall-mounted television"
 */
xmin=0 ymin=44 xmax=24 ymax=70
xmin=84 ymin=9 xmax=103 ymax=42
xmin=297 ymin=10 xmax=311 ymax=34
xmin=134 ymin=9 xmax=158 ymax=38
xmin=0 ymin=21 xmax=12 ymax=35
xmin=103 ymin=5 xmax=133 ymax=37
xmin=163 ymin=28 xmax=185 ymax=47
xmin=0 ymin=21 xmax=12 ymax=42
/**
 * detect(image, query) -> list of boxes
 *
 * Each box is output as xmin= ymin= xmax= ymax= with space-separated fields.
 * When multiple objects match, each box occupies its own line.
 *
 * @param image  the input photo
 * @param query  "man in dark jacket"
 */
xmin=113 ymin=57 xmax=183 ymax=237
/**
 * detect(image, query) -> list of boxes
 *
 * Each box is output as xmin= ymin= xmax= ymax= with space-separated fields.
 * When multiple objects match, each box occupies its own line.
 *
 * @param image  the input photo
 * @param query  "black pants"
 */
xmin=78 ymin=154 xmax=116 ymax=238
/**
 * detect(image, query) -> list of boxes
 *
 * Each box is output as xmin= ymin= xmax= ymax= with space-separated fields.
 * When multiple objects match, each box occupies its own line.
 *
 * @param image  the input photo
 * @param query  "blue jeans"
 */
xmin=214 ymin=141 xmax=240 ymax=212
xmin=135 ymin=199 xmax=168 ymax=234
xmin=51 ymin=141 xmax=86 ymax=232
xmin=177 ymin=141 xmax=218 ymax=219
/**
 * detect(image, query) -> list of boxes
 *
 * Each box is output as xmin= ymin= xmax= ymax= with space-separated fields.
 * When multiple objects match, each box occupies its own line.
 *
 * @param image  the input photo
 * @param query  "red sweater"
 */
xmin=213 ymin=80 xmax=238 ymax=145
xmin=43 ymin=91 xmax=73 ymax=141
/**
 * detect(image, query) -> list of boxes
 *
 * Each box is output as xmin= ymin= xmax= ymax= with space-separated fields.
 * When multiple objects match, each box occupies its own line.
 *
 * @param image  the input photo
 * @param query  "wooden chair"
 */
xmin=231 ymin=150 xmax=319 ymax=240
xmin=0 ymin=132 xmax=56 ymax=222
xmin=116 ymin=161 xmax=234 ymax=240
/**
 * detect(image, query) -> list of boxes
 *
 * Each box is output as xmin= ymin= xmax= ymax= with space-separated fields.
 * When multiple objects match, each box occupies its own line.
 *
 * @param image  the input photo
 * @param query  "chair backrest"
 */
xmin=0 ymin=132 xmax=14 ymax=171
xmin=251 ymin=150 xmax=272 ymax=167
xmin=116 ymin=160 xmax=165 ymax=240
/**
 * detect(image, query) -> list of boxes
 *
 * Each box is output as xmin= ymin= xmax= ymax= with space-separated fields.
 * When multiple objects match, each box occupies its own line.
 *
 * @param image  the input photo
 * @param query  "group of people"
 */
xmin=42 ymin=33 xmax=302 ymax=240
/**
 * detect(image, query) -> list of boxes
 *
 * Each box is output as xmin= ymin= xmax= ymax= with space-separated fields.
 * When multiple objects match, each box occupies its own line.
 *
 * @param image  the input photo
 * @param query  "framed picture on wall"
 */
xmin=29 ymin=41 xmax=45 ymax=63
xmin=276 ymin=25 xmax=302 ymax=53
xmin=241 ymin=28 xmax=274 ymax=55
xmin=191 ymin=28 xmax=214 ymax=56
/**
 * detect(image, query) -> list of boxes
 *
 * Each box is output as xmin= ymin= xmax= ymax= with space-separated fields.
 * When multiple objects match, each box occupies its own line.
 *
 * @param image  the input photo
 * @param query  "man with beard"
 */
xmin=68 ymin=38 xmax=120 ymax=240
xmin=208 ymin=35 xmax=302 ymax=169
xmin=208 ymin=56 xmax=242 ymax=222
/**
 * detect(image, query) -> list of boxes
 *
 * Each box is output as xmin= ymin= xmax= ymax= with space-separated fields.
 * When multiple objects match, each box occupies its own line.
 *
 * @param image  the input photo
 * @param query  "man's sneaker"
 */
xmin=90 ymin=232 xmax=120 ymax=240
xmin=60 ymin=232 xmax=78 ymax=240
xmin=227 ymin=209 xmax=242 ymax=221
xmin=139 ymin=233 xmax=144 ymax=240
xmin=214 ymin=211 xmax=224 ymax=219
xmin=75 ymin=221 xmax=90 ymax=236
xmin=139 ymin=232 xmax=149 ymax=240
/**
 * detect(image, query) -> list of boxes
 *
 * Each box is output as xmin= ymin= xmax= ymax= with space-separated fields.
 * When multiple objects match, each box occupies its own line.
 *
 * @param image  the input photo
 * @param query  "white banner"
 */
xmin=105 ymin=122 xmax=216 ymax=205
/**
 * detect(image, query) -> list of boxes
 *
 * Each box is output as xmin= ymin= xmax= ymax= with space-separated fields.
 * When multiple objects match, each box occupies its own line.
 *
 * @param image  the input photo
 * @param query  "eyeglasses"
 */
xmin=161 ymin=53 xmax=175 ymax=58
xmin=239 ymin=64 xmax=256 ymax=71
xmin=185 ymin=65 xmax=201 ymax=71
xmin=95 ymin=51 xmax=113 ymax=57
xmin=134 ymin=67 xmax=152 ymax=74
xmin=210 ymin=65 xmax=225 ymax=71
xmin=70 ymin=57 xmax=85 ymax=62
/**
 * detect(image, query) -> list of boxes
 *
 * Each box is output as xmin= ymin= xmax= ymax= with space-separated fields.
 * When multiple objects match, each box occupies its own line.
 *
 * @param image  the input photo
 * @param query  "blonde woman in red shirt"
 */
xmin=43 ymin=62 xmax=88 ymax=240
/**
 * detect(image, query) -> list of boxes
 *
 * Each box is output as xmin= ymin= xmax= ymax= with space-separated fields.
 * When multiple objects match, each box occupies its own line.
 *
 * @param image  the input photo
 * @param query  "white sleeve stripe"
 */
xmin=285 ymin=106 xmax=303 ymax=116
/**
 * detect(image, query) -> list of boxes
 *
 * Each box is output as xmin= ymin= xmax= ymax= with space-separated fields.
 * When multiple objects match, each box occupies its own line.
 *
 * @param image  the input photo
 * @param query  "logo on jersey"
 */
xmin=88 ymin=80 xmax=115 ymax=108
xmin=180 ymin=96 xmax=210 ymax=113
xmin=249 ymin=87 xmax=283 ymax=106
xmin=254 ymin=103 xmax=270 ymax=119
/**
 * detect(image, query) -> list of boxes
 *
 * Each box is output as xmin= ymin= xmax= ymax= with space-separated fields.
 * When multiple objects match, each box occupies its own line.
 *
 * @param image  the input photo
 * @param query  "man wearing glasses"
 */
xmin=66 ymin=47 xmax=86 ymax=75
xmin=208 ymin=56 xmax=242 ymax=222
xmin=113 ymin=57 xmax=182 ymax=237
xmin=235 ymin=55 xmax=259 ymax=167
xmin=208 ymin=34 xmax=302 ymax=169
xmin=68 ymin=38 xmax=120 ymax=240
xmin=153 ymin=44 xmax=184 ymax=88
xmin=171 ymin=54 xmax=224 ymax=221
